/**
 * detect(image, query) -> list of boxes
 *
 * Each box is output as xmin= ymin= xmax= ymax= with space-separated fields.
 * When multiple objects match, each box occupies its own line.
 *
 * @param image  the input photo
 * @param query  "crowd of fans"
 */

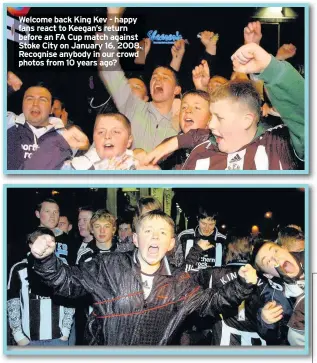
xmin=7 ymin=195 xmax=305 ymax=347
xmin=7 ymin=7 xmax=304 ymax=171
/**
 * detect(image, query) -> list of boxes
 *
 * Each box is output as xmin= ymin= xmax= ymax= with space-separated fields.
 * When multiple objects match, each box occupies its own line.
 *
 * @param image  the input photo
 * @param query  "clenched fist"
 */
xmin=238 ymin=264 xmax=258 ymax=284
xmin=231 ymin=43 xmax=271 ymax=74
xmin=61 ymin=126 xmax=90 ymax=150
xmin=31 ymin=234 xmax=56 ymax=259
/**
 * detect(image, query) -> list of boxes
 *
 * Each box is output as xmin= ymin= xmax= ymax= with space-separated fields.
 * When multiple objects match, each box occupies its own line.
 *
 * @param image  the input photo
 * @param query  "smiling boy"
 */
xmin=30 ymin=210 xmax=257 ymax=345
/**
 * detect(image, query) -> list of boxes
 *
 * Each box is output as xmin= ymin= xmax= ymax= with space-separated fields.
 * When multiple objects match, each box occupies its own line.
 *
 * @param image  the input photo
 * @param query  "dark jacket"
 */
xmin=7 ymin=115 xmax=65 ymax=170
xmin=175 ymin=226 xmax=227 ymax=270
xmin=198 ymin=262 xmax=293 ymax=345
xmin=32 ymin=250 xmax=254 ymax=345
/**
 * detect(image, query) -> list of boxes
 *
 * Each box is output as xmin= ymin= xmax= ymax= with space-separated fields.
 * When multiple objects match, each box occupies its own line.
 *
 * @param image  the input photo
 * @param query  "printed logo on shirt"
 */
xmin=21 ymin=143 xmax=39 ymax=159
xmin=226 ymin=149 xmax=246 ymax=170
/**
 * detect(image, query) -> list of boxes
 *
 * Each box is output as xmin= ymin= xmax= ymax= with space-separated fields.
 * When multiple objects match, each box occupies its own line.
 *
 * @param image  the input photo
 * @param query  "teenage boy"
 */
xmin=251 ymin=240 xmax=305 ymax=346
xmin=144 ymin=43 xmax=304 ymax=170
xmin=176 ymin=207 xmax=226 ymax=270
xmin=77 ymin=210 xmax=118 ymax=264
xmin=30 ymin=210 xmax=257 ymax=345
xmin=7 ymin=227 xmax=74 ymax=346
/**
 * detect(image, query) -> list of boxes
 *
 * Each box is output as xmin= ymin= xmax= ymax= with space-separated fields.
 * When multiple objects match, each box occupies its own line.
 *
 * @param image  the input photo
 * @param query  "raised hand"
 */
xmin=231 ymin=43 xmax=271 ymax=74
xmin=30 ymin=234 xmax=56 ymax=260
xmin=192 ymin=60 xmax=210 ymax=91
xmin=244 ymin=21 xmax=262 ymax=45
xmin=238 ymin=264 xmax=258 ymax=284
xmin=61 ymin=126 xmax=90 ymax=150
xmin=171 ymin=39 xmax=186 ymax=59
xmin=261 ymin=301 xmax=284 ymax=324
xmin=199 ymin=30 xmax=219 ymax=55
xmin=276 ymin=43 xmax=297 ymax=60
xmin=135 ymin=38 xmax=151 ymax=65
xmin=7 ymin=71 xmax=23 ymax=91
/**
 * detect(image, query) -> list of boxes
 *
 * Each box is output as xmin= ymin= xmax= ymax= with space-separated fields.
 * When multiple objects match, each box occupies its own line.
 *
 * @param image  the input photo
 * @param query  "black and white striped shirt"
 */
xmin=7 ymin=257 xmax=74 ymax=343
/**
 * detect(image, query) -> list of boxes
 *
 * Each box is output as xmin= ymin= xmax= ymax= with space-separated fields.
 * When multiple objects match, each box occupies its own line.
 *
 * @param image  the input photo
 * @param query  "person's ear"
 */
xmin=243 ymin=112 xmax=256 ymax=130
xmin=68 ymin=224 xmax=73 ymax=233
xmin=35 ymin=211 xmax=40 ymax=219
xmin=133 ymin=232 xmax=139 ymax=248
xmin=112 ymin=225 xmax=117 ymax=235
xmin=143 ymin=95 xmax=149 ymax=102
xmin=127 ymin=135 xmax=133 ymax=149
xmin=168 ymin=237 xmax=176 ymax=252
xmin=174 ymin=86 xmax=181 ymax=96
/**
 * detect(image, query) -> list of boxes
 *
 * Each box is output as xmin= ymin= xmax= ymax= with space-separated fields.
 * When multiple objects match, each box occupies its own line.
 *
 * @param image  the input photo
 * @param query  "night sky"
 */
xmin=7 ymin=6 xmax=305 ymax=139
xmin=6 ymin=187 xmax=306 ymax=268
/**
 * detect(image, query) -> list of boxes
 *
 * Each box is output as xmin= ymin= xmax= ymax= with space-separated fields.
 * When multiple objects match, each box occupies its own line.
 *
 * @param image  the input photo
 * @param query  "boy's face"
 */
xmin=92 ymin=218 xmax=116 ymax=244
xmin=35 ymin=202 xmax=59 ymax=230
xmin=93 ymin=116 xmax=133 ymax=159
xmin=128 ymin=78 xmax=148 ymax=101
xmin=78 ymin=210 xmax=93 ymax=238
xmin=23 ymin=87 xmax=52 ymax=127
xmin=118 ymin=223 xmax=133 ymax=241
xmin=150 ymin=67 xmax=180 ymax=103
xmin=209 ymin=99 xmax=254 ymax=153
xmin=255 ymin=243 xmax=300 ymax=278
xmin=180 ymin=94 xmax=211 ymax=134
xmin=133 ymin=217 xmax=175 ymax=273
xmin=198 ymin=217 xmax=216 ymax=236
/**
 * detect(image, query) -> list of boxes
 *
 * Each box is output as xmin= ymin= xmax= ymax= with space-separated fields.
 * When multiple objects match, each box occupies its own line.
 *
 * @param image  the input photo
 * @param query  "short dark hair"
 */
xmin=197 ymin=206 xmax=218 ymax=221
xmin=52 ymin=97 xmax=66 ymax=110
xmin=25 ymin=82 xmax=54 ymax=106
xmin=95 ymin=112 xmax=131 ymax=135
xmin=36 ymin=198 xmax=59 ymax=212
xmin=210 ymin=80 xmax=262 ymax=122
xmin=182 ymin=89 xmax=210 ymax=103
xmin=27 ymin=227 xmax=55 ymax=245
xmin=117 ymin=215 xmax=133 ymax=228
xmin=152 ymin=65 xmax=180 ymax=86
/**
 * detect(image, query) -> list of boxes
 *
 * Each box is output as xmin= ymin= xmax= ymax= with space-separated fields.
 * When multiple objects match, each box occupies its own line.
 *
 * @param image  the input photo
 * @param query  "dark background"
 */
xmin=7 ymin=187 xmax=305 ymax=269
xmin=7 ymin=6 xmax=305 ymax=140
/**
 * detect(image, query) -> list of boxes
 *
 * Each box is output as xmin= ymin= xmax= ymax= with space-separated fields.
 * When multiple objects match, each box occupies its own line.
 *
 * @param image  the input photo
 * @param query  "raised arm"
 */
xmin=231 ymin=42 xmax=305 ymax=160
xmin=30 ymin=234 xmax=96 ymax=298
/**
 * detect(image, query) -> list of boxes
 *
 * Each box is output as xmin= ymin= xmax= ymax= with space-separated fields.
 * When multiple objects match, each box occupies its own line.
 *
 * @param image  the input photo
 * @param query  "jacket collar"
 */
xmin=133 ymin=249 xmax=172 ymax=276
xmin=14 ymin=113 xmax=65 ymax=130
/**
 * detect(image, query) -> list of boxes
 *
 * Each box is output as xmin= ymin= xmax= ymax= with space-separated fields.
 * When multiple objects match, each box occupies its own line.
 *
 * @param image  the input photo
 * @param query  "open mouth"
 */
xmin=30 ymin=110 xmax=40 ymax=117
xmin=184 ymin=118 xmax=194 ymax=125
xmin=282 ymin=261 xmax=295 ymax=274
xmin=154 ymin=85 xmax=163 ymax=93
xmin=104 ymin=143 xmax=114 ymax=149
xmin=148 ymin=244 xmax=159 ymax=256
